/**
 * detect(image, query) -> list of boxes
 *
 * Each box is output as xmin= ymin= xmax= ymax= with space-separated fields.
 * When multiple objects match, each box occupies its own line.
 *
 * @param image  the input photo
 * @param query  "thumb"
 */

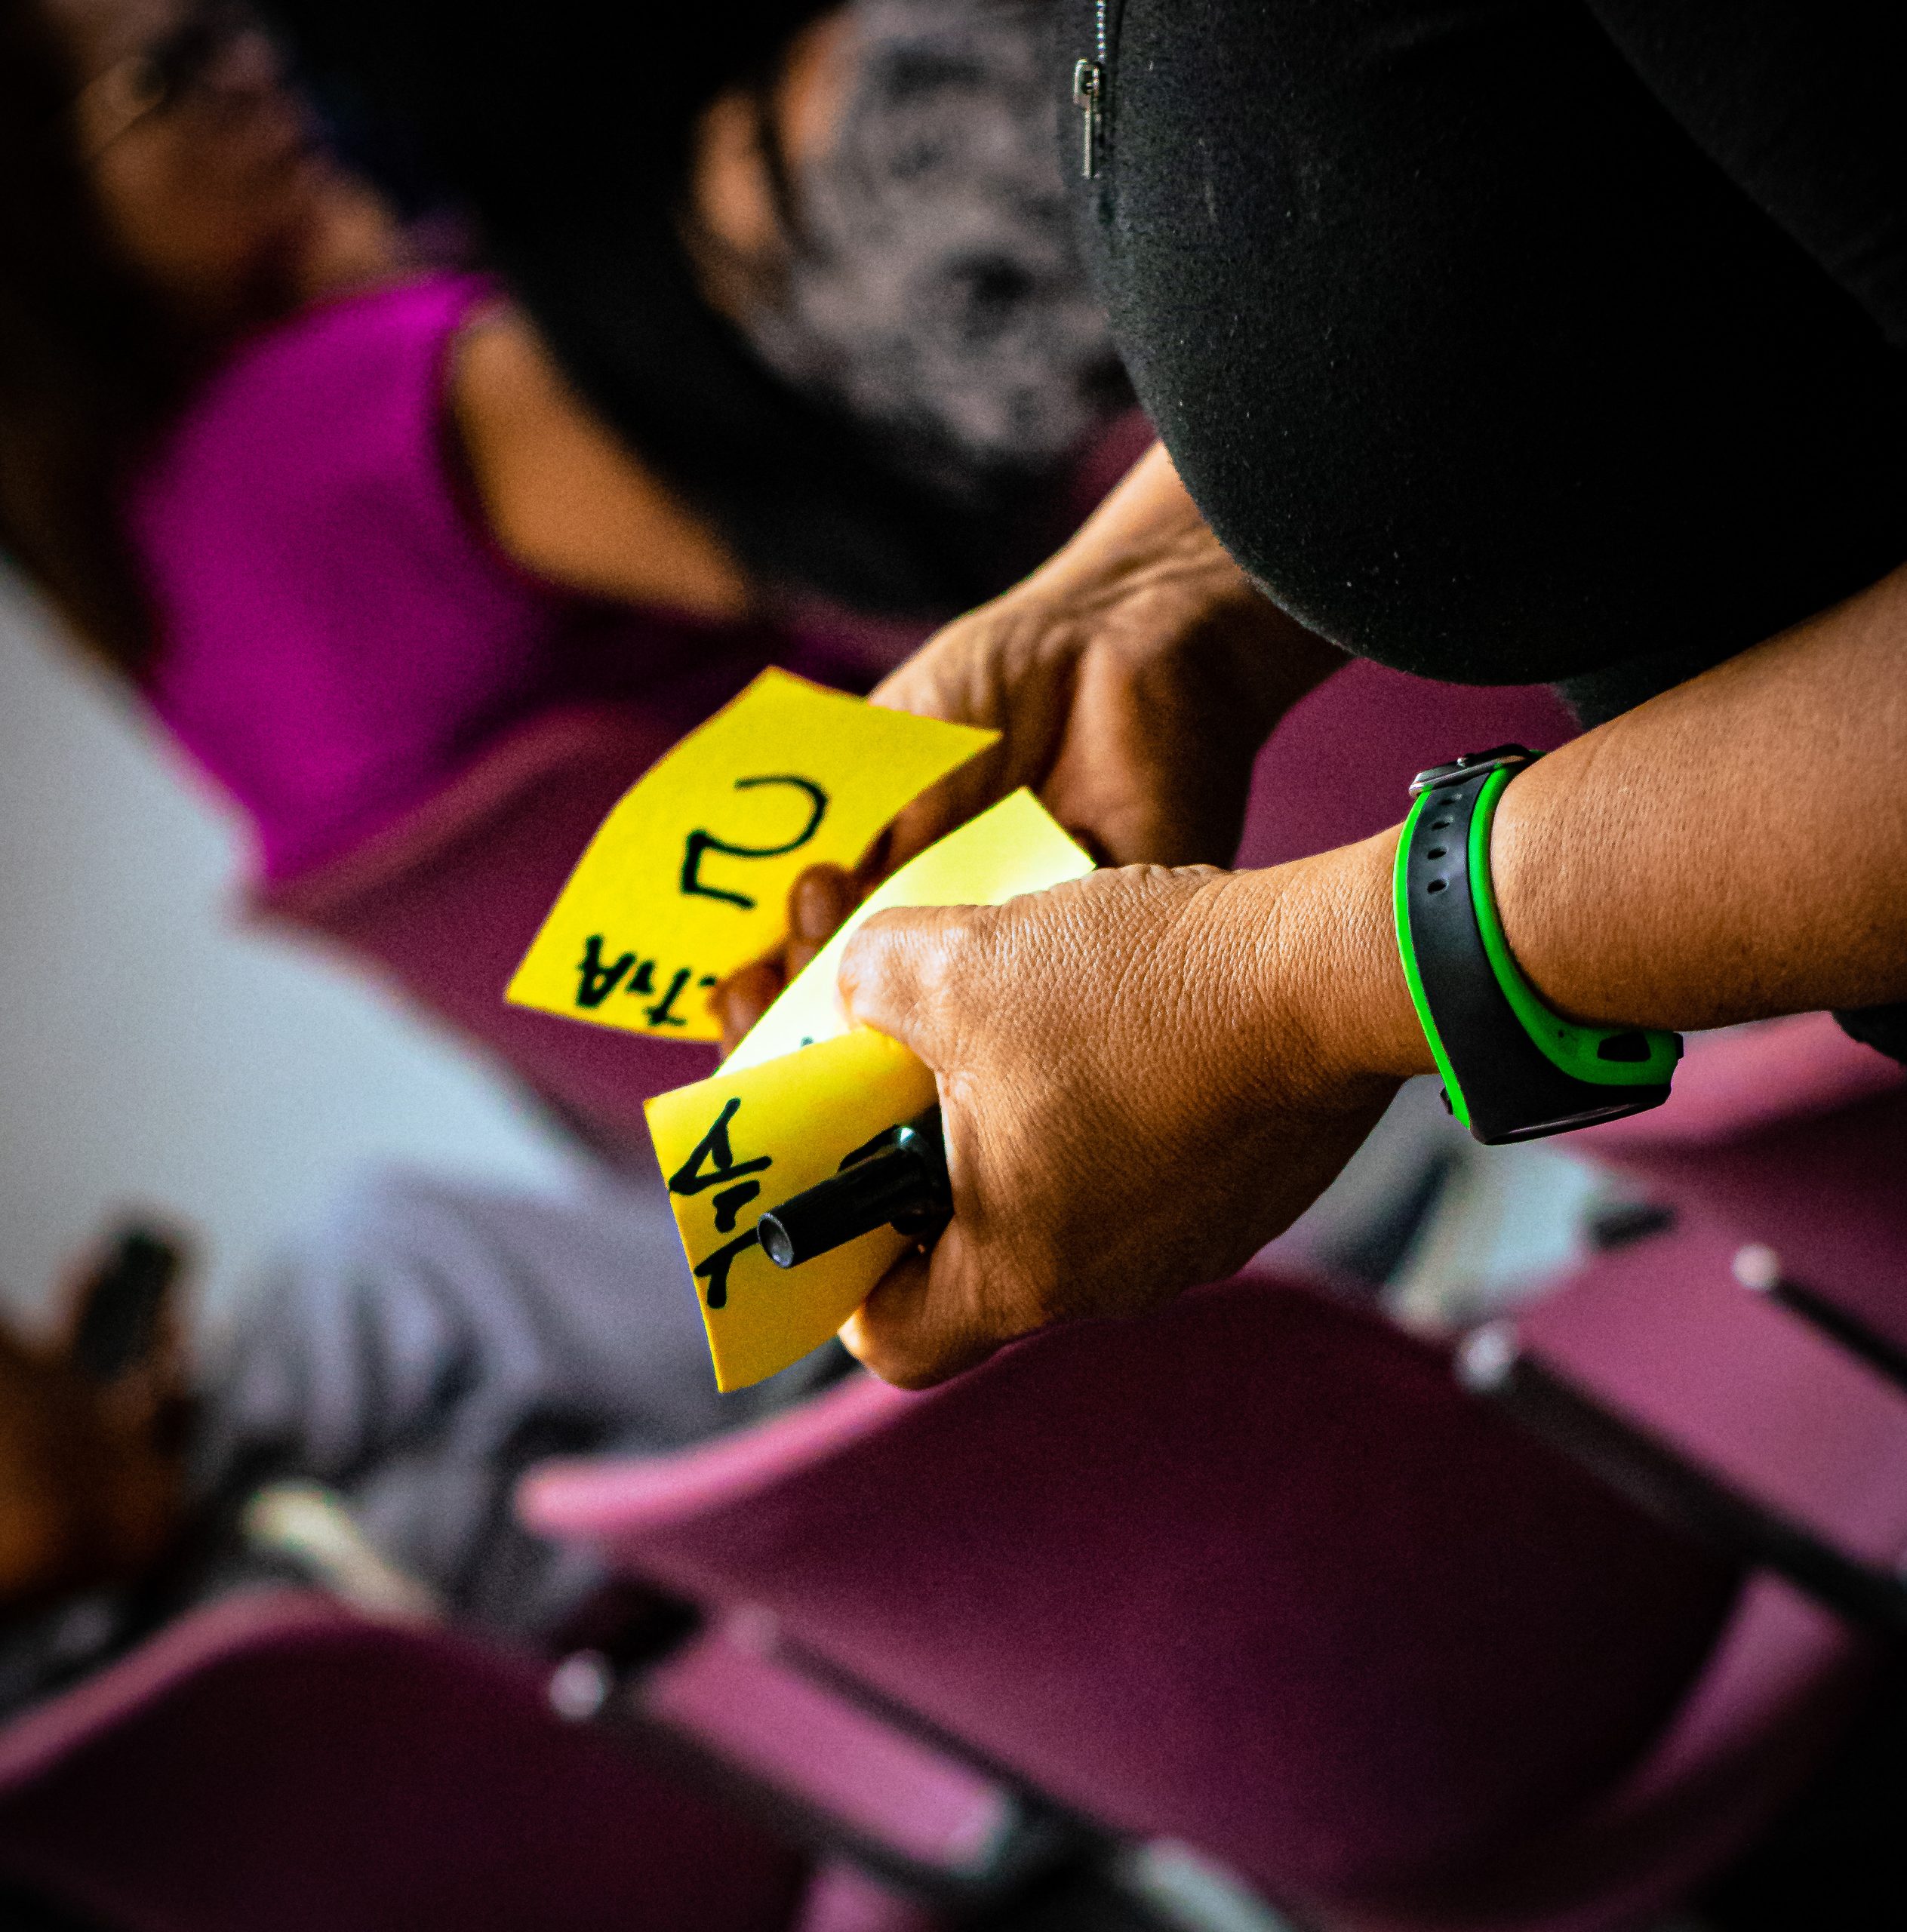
xmin=837 ymin=903 xmax=977 ymax=1068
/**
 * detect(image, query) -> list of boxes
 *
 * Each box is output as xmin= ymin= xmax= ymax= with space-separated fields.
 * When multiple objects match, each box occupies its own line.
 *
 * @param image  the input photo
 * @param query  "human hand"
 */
xmin=872 ymin=445 xmax=1343 ymax=872
xmin=835 ymin=838 xmax=1430 ymax=1386
xmin=709 ymin=863 xmax=862 ymax=1057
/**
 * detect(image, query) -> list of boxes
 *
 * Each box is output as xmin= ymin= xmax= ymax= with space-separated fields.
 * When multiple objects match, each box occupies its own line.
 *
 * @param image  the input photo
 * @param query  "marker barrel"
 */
xmin=758 ymin=1110 xmax=949 ymax=1268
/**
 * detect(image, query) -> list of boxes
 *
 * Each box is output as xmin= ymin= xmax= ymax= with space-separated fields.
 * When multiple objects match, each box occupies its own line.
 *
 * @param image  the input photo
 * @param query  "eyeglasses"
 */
xmin=76 ymin=2 xmax=272 ymax=161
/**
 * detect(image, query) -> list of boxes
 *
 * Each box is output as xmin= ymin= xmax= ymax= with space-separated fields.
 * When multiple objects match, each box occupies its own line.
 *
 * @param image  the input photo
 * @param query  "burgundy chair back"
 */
xmin=255 ymin=707 xmax=721 ymax=1168
xmin=1406 ymin=1207 xmax=1907 ymax=1931
xmin=0 ymin=1590 xmax=805 ymax=1932
xmin=522 ymin=1275 xmax=1738 ymax=1924
xmin=1576 ymin=1011 xmax=1907 ymax=1337
xmin=1390 ymin=1017 xmax=1907 ymax=1927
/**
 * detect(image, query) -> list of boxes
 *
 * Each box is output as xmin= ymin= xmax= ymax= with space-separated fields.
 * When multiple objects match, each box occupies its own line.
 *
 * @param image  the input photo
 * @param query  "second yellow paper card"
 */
xmin=646 ymin=1027 xmax=938 ymax=1392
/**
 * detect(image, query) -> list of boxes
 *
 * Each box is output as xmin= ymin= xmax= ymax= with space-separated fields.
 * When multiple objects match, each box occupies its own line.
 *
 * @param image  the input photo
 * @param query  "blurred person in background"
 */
xmin=0 ymin=0 xmax=1139 ymax=897
xmin=0 ymin=0 xmax=1156 ymax=1134
xmin=267 ymin=0 xmax=1140 ymax=632
xmin=0 ymin=1174 xmax=833 ymax=1717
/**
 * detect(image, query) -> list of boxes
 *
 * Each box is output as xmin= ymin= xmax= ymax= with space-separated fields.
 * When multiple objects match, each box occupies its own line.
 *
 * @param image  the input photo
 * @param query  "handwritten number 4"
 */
xmin=669 ymin=1097 xmax=774 ymax=1309
xmin=669 ymin=1097 xmax=770 ymax=1196
xmin=681 ymin=775 xmax=829 ymax=911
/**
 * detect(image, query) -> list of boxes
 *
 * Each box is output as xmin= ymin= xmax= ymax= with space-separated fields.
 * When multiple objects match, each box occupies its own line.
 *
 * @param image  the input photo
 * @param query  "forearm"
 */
xmin=1232 ymin=565 xmax=1907 ymax=1091
xmin=452 ymin=307 xmax=753 ymax=621
xmin=1494 ymin=567 xmax=1907 ymax=1029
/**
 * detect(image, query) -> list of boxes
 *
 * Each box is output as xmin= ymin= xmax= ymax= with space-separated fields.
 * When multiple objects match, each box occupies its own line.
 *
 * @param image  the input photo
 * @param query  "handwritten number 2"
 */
xmin=681 ymin=775 xmax=829 ymax=910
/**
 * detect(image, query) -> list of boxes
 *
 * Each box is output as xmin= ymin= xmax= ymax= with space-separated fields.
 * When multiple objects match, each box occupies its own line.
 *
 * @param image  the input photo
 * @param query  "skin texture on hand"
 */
xmin=709 ymin=450 xmax=1343 ymax=1050
xmin=872 ymin=444 xmax=1345 ymax=871
xmin=835 ymin=841 xmax=1424 ymax=1386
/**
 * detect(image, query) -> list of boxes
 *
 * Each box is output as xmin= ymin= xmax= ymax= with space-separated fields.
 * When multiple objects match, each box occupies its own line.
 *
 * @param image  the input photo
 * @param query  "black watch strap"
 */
xmin=1397 ymin=747 xmax=1678 ymax=1144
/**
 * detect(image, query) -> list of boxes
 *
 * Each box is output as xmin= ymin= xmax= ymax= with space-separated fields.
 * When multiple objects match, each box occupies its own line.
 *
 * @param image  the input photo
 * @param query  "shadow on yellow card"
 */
xmin=646 ymin=791 xmax=1095 ymax=1391
xmin=506 ymin=669 xmax=995 ymax=1043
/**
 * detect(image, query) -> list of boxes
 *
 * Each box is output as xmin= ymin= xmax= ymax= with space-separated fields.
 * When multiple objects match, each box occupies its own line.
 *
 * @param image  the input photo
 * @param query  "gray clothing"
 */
xmin=195 ymin=1166 xmax=844 ymax=1637
xmin=0 ymin=1168 xmax=842 ymax=1715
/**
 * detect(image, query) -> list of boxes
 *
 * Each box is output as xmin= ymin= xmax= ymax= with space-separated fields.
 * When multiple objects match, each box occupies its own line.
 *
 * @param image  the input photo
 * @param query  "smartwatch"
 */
xmin=1394 ymin=746 xmax=1680 ymax=1144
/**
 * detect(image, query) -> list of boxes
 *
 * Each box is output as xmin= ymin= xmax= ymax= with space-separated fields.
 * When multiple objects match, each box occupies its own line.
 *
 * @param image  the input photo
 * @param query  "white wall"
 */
xmin=0 ymin=573 xmax=570 ymax=1328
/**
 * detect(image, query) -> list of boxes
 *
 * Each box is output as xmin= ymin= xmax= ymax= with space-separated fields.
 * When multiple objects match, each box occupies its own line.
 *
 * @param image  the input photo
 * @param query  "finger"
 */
xmin=838 ymin=1231 xmax=1002 ymax=1389
xmin=836 ymin=903 xmax=972 ymax=1061
xmin=712 ymin=961 xmax=784 ymax=1059
xmin=869 ymin=641 xmax=1077 ymax=873
xmin=785 ymin=863 xmax=858 ymax=978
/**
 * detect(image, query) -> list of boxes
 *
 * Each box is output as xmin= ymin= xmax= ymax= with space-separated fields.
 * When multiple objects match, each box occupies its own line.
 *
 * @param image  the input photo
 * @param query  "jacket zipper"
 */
xmin=1072 ymin=0 xmax=1109 ymax=177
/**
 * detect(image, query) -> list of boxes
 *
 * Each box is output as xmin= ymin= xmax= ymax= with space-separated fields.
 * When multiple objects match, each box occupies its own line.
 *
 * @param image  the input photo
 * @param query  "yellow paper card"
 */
xmin=647 ymin=789 xmax=1095 ymax=1391
xmin=725 ymin=789 xmax=1094 ymax=1071
xmin=646 ymin=1028 xmax=938 ymax=1392
xmin=506 ymin=669 xmax=995 ymax=1041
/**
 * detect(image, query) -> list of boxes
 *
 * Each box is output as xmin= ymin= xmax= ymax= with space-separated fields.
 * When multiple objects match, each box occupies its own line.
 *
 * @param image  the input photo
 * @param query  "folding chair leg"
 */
xmin=1458 ymin=1323 xmax=1907 ymax=1641
xmin=1731 ymin=1243 xmax=1907 ymax=1401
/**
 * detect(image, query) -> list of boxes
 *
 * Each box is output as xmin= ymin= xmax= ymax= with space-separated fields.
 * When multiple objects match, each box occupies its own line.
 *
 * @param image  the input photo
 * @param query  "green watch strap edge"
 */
xmin=1392 ymin=792 xmax=1474 ymax=1129
xmin=1467 ymin=768 xmax=1681 ymax=1087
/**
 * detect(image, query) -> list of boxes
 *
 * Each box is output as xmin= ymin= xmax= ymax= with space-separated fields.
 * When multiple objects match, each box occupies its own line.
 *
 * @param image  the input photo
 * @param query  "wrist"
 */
xmin=1221 ymin=832 xmax=1436 ymax=1102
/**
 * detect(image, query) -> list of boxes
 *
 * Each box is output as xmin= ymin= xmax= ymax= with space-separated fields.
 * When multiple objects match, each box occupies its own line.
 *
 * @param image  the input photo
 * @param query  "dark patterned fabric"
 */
xmin=751 ymin=0 xmax=1130 ymax=496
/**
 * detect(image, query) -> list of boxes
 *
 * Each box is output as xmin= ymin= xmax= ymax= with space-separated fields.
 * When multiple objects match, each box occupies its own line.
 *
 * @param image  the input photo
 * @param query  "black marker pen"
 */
xmin=758 ymin=1108 xmax=949 ymax=1269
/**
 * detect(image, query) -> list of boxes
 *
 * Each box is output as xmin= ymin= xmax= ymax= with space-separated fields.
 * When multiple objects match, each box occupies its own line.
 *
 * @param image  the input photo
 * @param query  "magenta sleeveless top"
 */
xmin=128 ymin=272 xmax=912 ymax=883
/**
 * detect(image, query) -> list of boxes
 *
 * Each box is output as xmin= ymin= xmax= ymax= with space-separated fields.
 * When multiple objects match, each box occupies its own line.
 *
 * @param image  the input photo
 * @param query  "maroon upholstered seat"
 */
xmin=0 ymin=1589 xmax=806 ymax=1932
xmin=255 ymin=706 xmax=721 ymax=1169
xmin=521 ymin=1275 xmax=1739 ymax=1927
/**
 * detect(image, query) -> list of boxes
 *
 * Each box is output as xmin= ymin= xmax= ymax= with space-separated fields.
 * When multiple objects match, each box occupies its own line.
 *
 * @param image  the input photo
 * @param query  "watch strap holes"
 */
xmin=1595 ymin=1031 xmax=1651 ymax=1063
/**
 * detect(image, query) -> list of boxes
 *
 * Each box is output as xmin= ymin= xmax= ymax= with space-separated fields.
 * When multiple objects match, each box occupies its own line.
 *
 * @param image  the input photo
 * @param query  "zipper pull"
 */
xmin=1072 ymin=57 xmax=1104 ymax=179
